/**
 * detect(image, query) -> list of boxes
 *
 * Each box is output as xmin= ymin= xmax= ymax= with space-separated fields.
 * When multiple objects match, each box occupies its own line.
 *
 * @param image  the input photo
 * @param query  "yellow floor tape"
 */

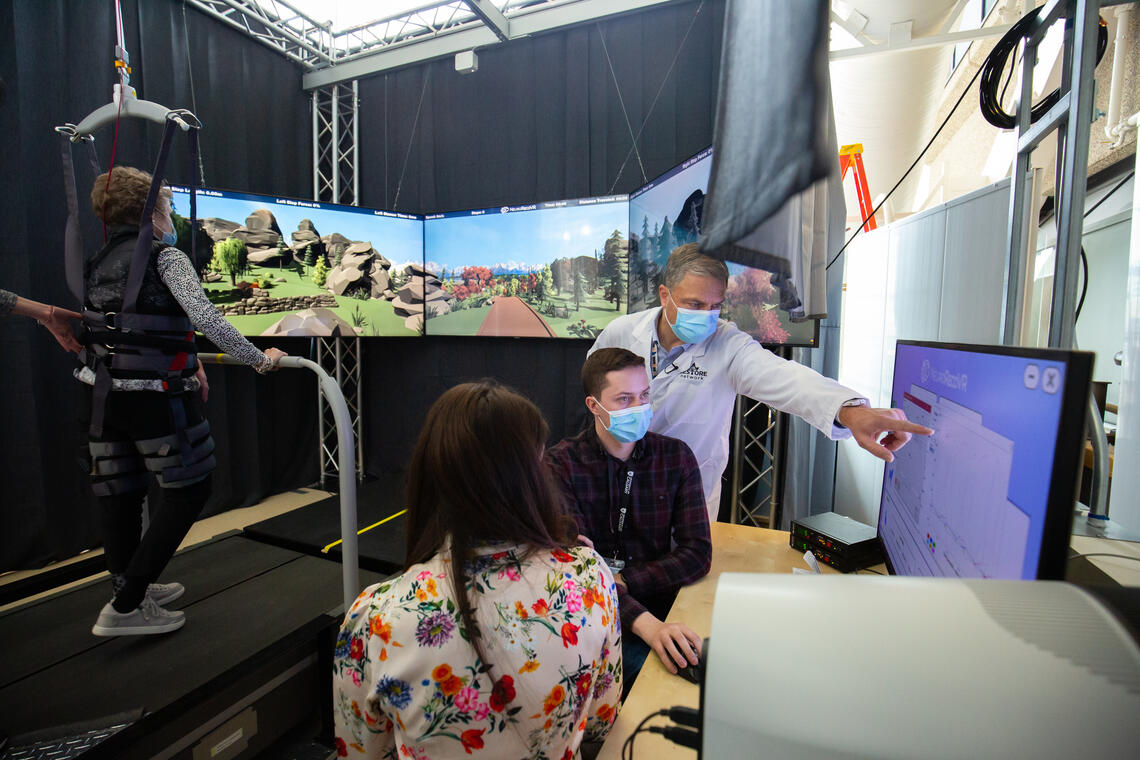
xmin=322 ymin=508 xmax=407 ymax=554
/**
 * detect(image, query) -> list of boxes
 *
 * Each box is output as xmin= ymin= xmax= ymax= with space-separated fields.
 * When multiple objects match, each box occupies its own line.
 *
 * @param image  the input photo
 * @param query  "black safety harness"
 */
xmin=59 ymin=112 xmax=207 ymax=488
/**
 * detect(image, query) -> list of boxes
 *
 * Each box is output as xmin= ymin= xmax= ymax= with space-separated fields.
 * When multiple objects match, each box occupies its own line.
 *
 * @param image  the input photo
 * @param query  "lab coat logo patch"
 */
xmin=678 ymin=362 xmax=708 ymax=383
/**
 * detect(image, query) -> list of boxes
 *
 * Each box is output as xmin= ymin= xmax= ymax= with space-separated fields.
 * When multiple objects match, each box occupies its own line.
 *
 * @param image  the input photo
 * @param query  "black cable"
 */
xmin=1075 ymin=246 xmax=1088 ymax=322
xmin=1073 ymin=171 xmax=1133 ymax=323
xmin=1084 ymin=171 xmax=1135 ymax=220
xmin=859 ymin=567 xmax=885 ymax=575
xmin=825 ymin=61 xmax=987 ymax=271
xmin=979 ymin=8 xmax=1107 ymax=130
xmin=997 ymin=42 xmax=1017 ymax=112
xmin=623 ymin=710 xmax=668 ymax=760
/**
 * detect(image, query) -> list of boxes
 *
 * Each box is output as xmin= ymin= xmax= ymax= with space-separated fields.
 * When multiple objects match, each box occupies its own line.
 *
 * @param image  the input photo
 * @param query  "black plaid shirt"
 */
xmin=545 ymin=427 xmax=712 ymax=631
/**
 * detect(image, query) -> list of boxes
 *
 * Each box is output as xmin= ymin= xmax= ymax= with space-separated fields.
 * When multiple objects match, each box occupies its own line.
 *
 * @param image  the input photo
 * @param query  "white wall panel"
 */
xmin=836 ymin=227 xmax=889 ymax=522
xmin=881 ymin=207 xmax=947 ymax=407
xmin=835 ymin=181 xmax=1010 ymax=526
xmin=940 ymin=181 xmax=1011 ymax=344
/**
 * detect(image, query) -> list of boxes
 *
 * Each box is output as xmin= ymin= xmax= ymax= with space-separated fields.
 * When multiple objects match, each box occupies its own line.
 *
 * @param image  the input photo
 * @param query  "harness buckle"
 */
xmin=103 ymin=312 xmax=119 ymax=331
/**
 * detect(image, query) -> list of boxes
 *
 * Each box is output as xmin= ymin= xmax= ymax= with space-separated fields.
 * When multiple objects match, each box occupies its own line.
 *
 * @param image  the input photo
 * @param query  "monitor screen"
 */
xmin=422 ymin=196 xmax=630 ymax=338
xmin=877 ymin=341 xmax=1091 ymax=580
xmin=170 ymin=186 xmax=424 ymax=337
xmin=627 ymin=147 xmax=818 ymax=347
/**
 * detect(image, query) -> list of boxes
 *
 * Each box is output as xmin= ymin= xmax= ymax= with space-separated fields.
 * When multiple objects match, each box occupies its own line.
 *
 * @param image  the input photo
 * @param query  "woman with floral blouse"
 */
xmin=334 ymin=381 xmax=623 ymax=759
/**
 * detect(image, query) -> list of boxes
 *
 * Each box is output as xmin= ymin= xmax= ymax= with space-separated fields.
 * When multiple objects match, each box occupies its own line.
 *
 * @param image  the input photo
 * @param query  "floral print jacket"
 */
xmin=333 ymin=543 xmax=622 ymax=759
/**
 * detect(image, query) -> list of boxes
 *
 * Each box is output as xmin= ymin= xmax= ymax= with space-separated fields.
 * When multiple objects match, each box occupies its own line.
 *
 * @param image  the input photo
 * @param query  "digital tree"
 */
xmin=208 ymin=237 xmax=248 ymax=286
xmin=541 ymin=263 xmax=555 ymax=298
xmin=724 ymin=268 xmax=790 ymax=344
xmin=304 ymin=244 xmax=316 ymax=268
xmin=573 ymin=268 xmax=588 ymax=310
xmin=312 ymin=255 xmax=330 ymax=288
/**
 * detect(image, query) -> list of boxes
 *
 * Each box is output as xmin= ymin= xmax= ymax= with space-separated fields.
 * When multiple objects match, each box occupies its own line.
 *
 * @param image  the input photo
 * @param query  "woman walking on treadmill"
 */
xmin=80 ymin=166 xmax=286 ymax=636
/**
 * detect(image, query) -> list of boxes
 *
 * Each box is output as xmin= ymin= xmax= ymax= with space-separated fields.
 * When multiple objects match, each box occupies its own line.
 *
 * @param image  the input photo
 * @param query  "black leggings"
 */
xmin=83 ymin=388 xmax=213 ymax=611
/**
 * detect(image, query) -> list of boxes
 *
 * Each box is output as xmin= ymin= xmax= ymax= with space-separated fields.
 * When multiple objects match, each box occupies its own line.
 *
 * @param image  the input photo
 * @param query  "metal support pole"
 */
xmin=770 ymin=409 xmax=785 ymax=529
xmin=311 ymin=90 xmax=319 ymax=202
xmin=1048 ymin=0 xmax=1099 ymax=349
xmin=316 ymin=337 xmax=329 ymax=487
xmin=354 ymin=337 xmax=364 ymax=475
xmin=199 ymin=353 xmax=359 ymax=610
xmin=730 ymin=396 xmax=744 ymax=524
xmin=352 ymin=80 xmax=360 ymax=205
xmin=331 ymin=84 xmax=340 ymax=204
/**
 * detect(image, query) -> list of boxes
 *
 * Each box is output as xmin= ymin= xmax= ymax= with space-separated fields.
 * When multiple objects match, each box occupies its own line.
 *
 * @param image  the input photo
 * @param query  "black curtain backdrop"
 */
xmin=1 ymin=0 xmax=312 ymax=570
xmin=354 ymin=0 xmax=725 ymax=483
xmin=1 ymin=0 xmax=726 ymax=571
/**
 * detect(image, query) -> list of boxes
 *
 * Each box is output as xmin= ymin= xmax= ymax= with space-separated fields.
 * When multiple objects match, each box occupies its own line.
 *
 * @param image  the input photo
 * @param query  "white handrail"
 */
xmin=199 ymin=353 xmax=360 ymax=610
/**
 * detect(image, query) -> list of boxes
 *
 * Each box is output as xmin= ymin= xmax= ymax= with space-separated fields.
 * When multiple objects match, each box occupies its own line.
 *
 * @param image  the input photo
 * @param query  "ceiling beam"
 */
xmin=830 ymin=8 xmax=872 ymax=46
xmin=464 ymin=0 xmax=511 ymax=42
xmin=302 ymin=0 xmax=677 ymax=90
xmin=829 ymin=22 xmax=1014 ymax=61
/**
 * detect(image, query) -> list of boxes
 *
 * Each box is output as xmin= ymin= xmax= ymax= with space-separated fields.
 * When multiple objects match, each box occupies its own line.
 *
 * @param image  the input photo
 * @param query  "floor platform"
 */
xmin=243 ymin=479 xmax=406 ymax=575
xmin=0 ymin=534 xmax=381 ymax=759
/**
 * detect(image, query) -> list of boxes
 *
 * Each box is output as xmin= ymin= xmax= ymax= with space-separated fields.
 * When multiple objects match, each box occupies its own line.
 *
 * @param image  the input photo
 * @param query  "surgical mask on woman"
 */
xmin=666 ymin=290 xmax=720 ymax=344
xmin=591 ymin=399 xmax=653 ymax=443
xmin=153 ymin=209 xmax=178 ymax=247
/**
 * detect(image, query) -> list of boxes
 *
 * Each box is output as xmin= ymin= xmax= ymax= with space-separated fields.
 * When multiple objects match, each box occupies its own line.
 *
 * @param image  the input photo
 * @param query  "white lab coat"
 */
xmin=590 ymin=308 xmax=861 ymax=521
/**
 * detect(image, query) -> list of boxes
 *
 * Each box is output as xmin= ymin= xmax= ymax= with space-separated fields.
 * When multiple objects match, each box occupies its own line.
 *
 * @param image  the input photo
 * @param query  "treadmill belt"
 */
xmin=243 ymin=480 xmax=406 ymax=574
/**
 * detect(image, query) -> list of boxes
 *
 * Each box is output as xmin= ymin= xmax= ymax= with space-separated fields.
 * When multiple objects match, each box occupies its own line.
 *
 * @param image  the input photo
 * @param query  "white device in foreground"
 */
xmin=704 ymin=574 xmax=1140 ymax=759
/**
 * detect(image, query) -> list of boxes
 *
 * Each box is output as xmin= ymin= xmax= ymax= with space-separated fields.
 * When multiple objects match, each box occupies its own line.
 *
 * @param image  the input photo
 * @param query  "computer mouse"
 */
xmin=676 ymin=662 xmax=701 ymax=684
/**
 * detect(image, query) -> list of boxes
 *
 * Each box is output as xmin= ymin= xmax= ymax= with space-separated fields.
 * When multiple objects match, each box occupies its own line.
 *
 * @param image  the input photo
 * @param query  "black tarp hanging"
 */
xmin=699 ymin=0 xmax=844 ymax=320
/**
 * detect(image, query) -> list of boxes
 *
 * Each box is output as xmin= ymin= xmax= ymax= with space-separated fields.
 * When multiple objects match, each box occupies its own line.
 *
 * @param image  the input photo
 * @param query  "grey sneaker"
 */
xmin=146 ymin=581 xmax=185 ymax=607
xmin=91 ymin=597 xmax=186 ymax=636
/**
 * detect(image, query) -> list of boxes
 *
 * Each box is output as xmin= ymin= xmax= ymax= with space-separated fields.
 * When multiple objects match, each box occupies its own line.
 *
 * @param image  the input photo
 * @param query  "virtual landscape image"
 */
xmin=628 ymin=148 xmax=817 ymax=346
xmin=170 ymin=187 xmax=425 ymax=337
xmin=422 ymin=197 xmax=630 ymax=339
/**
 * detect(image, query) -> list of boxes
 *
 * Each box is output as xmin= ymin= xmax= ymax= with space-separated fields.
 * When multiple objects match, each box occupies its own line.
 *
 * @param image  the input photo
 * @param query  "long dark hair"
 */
xmin=405 ymin=381 xmax=574 ymax=666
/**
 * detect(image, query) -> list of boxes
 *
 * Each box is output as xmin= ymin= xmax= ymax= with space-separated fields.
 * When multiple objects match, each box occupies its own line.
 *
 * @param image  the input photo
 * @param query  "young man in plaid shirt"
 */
xmin=546 ymin=347 xmax=712 ymax=686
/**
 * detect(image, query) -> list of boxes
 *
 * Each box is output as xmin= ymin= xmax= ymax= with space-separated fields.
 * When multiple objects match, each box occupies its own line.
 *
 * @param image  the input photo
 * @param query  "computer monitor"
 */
xmin=877 ymin=341 xmax=1092 ymax=580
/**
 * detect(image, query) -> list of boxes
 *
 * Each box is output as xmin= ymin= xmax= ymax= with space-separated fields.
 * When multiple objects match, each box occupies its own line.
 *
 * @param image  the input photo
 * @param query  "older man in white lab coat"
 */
xmin=590 ymin=244 xmax=931 ymax=522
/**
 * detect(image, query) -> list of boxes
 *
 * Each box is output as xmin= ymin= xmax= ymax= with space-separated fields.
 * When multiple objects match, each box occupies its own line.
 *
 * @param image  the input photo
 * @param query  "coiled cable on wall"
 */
xmin=979 ymin=6 xmax=1107 ymax=130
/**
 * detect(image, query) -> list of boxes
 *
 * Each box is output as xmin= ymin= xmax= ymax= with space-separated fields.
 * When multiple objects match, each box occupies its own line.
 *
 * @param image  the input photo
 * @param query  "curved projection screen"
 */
xmin=170 ymin=186 xmax=424 ymax=337
xmin=628 ymin=148 xmax=818 ymax=347
xmin=423 ymin=196 xmax=630 ymax=338
xmin=170 ymin=147 xmax=819 ymax=343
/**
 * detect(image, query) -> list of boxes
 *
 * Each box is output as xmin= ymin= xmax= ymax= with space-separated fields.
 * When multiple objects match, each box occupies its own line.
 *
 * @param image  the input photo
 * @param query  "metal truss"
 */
xmin=316 ymin=336 xmax=364 ymax=486
xmin=186 ymin=1 xmax=677 ymax=89
xmin=312 ymin=81 xmax=359 ymax=206
xmin=185 ymin=0 xmax=571 ymax=70
xmin=727 ymin=397 xmax=785 ymax=529
xmin=184 ymin=0 xmax=334 ymax=68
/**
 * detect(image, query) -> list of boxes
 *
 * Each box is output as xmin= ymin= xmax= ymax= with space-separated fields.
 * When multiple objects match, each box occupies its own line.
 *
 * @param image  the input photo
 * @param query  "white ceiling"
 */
xmin=829 ymin=0 xmax=985 ymax=219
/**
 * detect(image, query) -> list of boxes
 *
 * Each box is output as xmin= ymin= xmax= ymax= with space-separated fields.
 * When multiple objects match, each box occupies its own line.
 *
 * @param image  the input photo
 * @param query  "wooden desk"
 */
xmin=597 ymin=522 xmax=836 ymax=759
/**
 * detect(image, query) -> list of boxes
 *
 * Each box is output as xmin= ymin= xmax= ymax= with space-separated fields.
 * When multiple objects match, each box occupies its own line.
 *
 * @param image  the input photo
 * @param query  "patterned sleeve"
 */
xmin=583 ymin=551 xmax=623 ymax=742
xmin=0 ymin=288 xmax=16 ymax=318
xmin=334 ymin=580 xmax=399 ymax=759
xmin=155 ymin=248 xmax=272 ymax=371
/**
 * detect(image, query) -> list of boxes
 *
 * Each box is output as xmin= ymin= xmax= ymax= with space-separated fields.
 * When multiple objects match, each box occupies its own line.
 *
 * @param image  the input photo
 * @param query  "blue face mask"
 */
xmin=666 ymin=291 xmax=720 ymax=344
xmin=594 ymin=400 xmax=653 ymax=443
xmin=160 ymin=230 xmax=178 ymax=246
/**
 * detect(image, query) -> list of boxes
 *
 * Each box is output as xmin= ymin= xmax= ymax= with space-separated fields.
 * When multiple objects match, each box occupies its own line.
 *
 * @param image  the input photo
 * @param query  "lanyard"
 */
xmin=612 ymin=466 xmax=634 ymax=563
xmin=650 ymin=340 xmax=685 ymax=378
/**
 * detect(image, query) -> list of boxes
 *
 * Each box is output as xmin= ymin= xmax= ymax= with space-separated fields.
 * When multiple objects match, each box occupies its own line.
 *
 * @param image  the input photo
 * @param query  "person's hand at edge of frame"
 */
xmin=39 ymin=305 xmax=83 ymax=354
xmin=839 ymin=405 xmax=934 ymax=463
